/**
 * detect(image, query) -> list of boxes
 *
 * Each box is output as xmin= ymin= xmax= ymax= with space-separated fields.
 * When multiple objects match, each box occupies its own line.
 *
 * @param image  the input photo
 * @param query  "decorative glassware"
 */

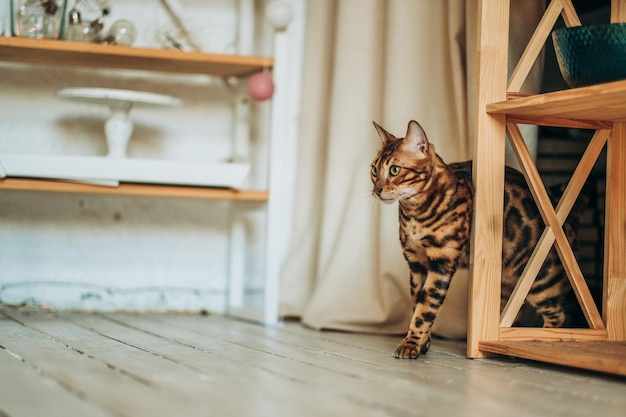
xmin=102 ymin=19 xmax=137 ymax=46
xmin=11 ymin=0 xmax=67 ymax=39
xmin=63 ymin=8 xmax=96 ymax=42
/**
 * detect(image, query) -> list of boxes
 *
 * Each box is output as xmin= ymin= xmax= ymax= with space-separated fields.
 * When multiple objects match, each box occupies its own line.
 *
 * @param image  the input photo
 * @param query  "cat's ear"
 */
xmin=373 ymin=121 xmax=397 ymax=144
xmin=403 ymin=120 xmax=430 ymax=159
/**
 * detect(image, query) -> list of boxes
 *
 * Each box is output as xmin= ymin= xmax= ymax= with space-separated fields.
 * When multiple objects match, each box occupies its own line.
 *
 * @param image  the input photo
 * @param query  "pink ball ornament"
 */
xmin=247 ymin=73 xmax=275 ymax=101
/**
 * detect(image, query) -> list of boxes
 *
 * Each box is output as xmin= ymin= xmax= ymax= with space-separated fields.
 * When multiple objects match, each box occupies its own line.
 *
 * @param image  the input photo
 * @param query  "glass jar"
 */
xmin=11 ymin=0 xmax=67 ymax=39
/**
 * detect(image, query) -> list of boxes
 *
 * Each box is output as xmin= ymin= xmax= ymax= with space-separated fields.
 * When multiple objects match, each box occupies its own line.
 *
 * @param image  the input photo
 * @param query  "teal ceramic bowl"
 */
xmin=552 ymin=23 xmax=626 ymax=88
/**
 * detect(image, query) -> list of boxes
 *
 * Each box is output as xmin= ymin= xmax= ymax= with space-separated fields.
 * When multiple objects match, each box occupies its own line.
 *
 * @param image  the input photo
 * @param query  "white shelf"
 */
xmin=0 ymin=154 xmax=250 ymax=189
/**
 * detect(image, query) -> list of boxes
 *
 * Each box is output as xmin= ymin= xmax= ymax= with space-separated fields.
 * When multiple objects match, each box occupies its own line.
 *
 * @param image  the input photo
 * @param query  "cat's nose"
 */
xmin=374 ymin=186 xmax=383 ymax=196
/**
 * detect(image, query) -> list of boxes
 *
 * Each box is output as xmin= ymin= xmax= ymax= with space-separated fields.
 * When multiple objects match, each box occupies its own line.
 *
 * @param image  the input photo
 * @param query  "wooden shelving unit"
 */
xmin=479 ymin=80 xmax=626 ymax=375
xmin=0 ymin=37 xmax=274 ymax=198
xmin=468 ymin=0 xmax=626 ymax=377
xmin=0 ymin=37 xmax=273 ymax=76
xmin=0 ymin=11 xmax=286 ymax=325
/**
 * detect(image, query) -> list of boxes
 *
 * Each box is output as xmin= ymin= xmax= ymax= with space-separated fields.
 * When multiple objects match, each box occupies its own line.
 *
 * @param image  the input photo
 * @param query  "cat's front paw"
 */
xmin=394 ymin=335 xmax=430 ymax=359
xmin=394 ymin=342 xmax=420 ymax=359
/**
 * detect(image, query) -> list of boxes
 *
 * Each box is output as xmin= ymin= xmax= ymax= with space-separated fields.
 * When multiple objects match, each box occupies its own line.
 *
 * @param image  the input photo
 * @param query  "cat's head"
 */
xmin=370 ymin=120 xmax=435 ymax=203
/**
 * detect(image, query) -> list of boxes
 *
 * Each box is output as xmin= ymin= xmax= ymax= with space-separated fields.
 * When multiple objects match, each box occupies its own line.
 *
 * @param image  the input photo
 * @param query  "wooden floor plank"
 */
xmin=8 ymin=311 xmax=391 ymax=417
xmin=72 ymin=312 xmax=431 ymax=417
xmin=167 ymin=315 xmax=626 ymax=393
xmin=107 ymin=313 xmax=626 ymax=417
xmin=2 ymin=310 xmax=625 ymax=417
xmin=0 ymin=313 xmax=228 ymax=417
xmin=0 ymin=348 xmax=114 ymax=417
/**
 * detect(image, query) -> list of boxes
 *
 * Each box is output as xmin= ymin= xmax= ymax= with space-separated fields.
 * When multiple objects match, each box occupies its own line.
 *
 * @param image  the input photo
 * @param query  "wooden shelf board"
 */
xmin=498 ymin=327 xmax=608 ymax=342
xmin=0 ymin=178 xmax=269 ymax=202
xmin=487 ymin=80 xmax=626 ymax=126
xmin=0 ymin=37 xmax=273 ymax=77
xmin=479 ymin=340 xmax=626 ymax=377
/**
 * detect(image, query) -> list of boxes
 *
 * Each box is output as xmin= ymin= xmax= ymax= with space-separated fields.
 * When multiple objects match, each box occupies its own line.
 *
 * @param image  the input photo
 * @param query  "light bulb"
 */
xmin=105 ymin=19 xmax=137 ymax=46
xmin=64 ymin=9 xmax=97 ymax=42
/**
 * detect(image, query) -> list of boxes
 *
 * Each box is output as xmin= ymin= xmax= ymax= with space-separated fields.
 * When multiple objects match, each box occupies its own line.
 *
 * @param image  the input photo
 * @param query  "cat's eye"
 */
xmin=390 ymin=165 xmax=401 ymax=176
xmin=371 ymin=166 xmax=378 ymax=177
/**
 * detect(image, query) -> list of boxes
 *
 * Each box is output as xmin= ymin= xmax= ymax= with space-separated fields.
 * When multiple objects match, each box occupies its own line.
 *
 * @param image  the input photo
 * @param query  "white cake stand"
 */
xmin=55 ymin=88 xmax=183 ymax=158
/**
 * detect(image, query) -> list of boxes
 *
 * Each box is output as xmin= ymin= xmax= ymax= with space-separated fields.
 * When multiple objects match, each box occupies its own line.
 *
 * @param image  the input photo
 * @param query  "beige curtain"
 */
xmin=280 ymin=0 xmax=544 ymax=337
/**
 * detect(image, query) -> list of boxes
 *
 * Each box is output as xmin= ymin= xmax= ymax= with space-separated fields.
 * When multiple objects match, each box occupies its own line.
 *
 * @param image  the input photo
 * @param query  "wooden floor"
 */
xmin=1 ymin=309 xmax=625 ymax=417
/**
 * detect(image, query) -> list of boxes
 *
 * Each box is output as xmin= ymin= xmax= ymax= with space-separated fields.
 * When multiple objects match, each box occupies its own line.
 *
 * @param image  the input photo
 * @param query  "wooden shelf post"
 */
xmin=467 ymin=0 xmax=510 ymax=358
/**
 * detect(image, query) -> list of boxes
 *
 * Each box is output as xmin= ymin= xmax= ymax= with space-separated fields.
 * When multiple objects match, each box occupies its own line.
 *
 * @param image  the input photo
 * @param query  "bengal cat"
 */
xmin=371 ymin=120 xmax=587 ymax=359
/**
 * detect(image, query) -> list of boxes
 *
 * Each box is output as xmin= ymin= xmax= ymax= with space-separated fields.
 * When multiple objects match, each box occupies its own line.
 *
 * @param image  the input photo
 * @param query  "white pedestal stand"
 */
xmin=55 ymin=87 xmax=183 ymax=158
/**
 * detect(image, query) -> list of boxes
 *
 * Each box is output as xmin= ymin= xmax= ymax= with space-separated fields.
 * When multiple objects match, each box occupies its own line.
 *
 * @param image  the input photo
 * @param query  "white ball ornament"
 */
xmin=265 ymin=0 xmax=293 ymax=30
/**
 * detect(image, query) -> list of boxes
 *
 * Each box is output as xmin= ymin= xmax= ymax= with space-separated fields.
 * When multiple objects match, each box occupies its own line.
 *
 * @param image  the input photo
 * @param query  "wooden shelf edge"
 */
xmin=0 ymin=178 xmax=269 ymax=202
xmin=486 ymin=79 xmax=626 ymax=126
xmin=499 ymin=327 xmax=608 ymax=342
xmin=506 ymin=115 xmax=612 ymax=130
xmin=0 ymin=37 xmax=273 ymax=77
xmin=478 ymin=340 xmax=626 ymax=377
